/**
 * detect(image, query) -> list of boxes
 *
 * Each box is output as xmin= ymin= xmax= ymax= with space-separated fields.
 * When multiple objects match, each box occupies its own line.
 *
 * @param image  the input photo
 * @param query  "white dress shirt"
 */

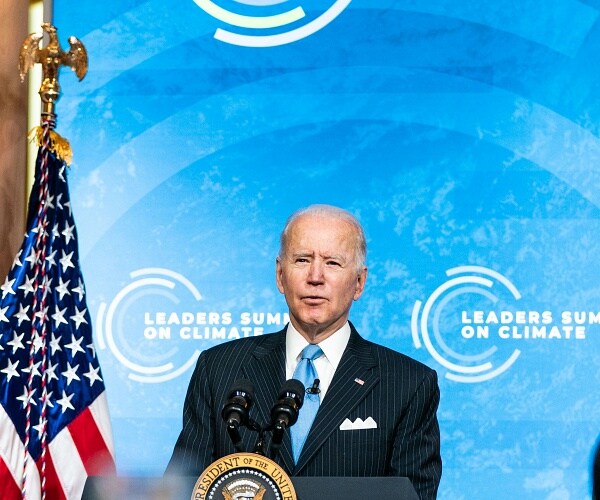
xmin=285 ymin=322 xmax=351 ymax=400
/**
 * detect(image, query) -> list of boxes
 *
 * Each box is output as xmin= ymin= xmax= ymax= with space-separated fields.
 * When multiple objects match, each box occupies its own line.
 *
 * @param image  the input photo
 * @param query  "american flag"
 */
xmin=0 ymin=129 xmax=115 ymax=499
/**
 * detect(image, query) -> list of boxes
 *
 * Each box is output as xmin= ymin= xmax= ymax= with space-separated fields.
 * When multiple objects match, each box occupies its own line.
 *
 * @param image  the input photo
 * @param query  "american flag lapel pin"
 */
xmin=354 ymin=378 xmax=365 ymax=385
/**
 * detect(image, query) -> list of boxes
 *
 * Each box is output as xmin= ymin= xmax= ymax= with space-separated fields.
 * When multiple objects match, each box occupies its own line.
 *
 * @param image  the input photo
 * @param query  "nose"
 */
xmin=307 ymin=260 xmax=325 ymax=285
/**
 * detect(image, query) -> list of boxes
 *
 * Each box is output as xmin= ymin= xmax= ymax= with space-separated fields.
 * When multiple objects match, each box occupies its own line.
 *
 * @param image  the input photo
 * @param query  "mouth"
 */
xmin=302 ymin=296 xmax=327 ymax=305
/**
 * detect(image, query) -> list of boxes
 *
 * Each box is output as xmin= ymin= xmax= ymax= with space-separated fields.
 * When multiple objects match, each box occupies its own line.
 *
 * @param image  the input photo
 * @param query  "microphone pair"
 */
xmin=220 ymin=378 xmax=309 ymax=454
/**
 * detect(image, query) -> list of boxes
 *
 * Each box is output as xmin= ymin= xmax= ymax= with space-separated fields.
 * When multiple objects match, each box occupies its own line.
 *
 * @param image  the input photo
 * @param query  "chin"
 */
xmin=300 ymin=317 xmax=326 ymax=326
xmin=297 ymin=314 xmax=328 ymax=329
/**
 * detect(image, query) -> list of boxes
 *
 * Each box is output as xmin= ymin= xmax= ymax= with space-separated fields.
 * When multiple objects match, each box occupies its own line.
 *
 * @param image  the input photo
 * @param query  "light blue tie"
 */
xmin=291 ymin=344 xmax=324 ymax=463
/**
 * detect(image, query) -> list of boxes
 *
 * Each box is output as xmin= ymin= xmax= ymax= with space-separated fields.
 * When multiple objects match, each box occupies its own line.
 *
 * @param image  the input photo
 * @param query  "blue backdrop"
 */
xmin=54 ymin=1 xmax=600 ymax=498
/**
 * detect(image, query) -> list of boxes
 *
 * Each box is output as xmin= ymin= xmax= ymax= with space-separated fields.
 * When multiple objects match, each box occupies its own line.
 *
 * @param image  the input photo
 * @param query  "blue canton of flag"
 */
xmin=0 ymin=137 xmax=115 ymax=500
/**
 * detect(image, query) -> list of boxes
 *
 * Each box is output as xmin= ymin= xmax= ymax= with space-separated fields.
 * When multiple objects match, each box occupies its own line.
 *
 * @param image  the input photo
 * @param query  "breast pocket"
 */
xmin=334 ymin=416 xmax=391 ymax=475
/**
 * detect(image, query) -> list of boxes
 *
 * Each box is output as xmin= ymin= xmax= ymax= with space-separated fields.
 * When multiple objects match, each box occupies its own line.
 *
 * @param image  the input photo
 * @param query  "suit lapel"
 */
xmin=241 ymin=329 xmax=295 ymax=470
xmin=294 ymin=326 xmax=379 ymax=473
xmin=242 ymin=329 xmax=286 ymax=425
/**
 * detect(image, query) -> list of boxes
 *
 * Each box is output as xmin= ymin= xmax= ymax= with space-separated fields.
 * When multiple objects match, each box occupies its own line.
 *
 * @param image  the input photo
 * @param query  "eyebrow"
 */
xmin=291 ymin=252 xmax=347 ymax=262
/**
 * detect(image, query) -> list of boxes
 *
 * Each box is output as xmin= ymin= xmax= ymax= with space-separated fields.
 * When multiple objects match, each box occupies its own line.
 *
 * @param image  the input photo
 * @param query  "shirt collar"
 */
xmin=285 ymin=321 xmax=351 ymax=371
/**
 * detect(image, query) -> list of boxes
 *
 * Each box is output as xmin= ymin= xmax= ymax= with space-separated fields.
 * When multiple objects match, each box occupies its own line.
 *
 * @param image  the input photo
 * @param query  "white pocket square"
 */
xmin=339 ymin=417 xmax=378 ymax=430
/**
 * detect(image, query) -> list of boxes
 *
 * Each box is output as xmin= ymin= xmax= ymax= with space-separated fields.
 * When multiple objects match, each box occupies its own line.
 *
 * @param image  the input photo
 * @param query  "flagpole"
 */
xmin=17 ymin=23 xmax=88 ymax=500
xmin=1 ymin=22 xmax=114 ymax=499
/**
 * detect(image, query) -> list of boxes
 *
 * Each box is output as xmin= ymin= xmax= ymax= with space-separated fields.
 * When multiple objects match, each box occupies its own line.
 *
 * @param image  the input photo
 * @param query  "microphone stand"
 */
xmin=248 ymin=420 xmax=284 ymax=459
xmin=246 ymin=419 xmax=266 ymax=456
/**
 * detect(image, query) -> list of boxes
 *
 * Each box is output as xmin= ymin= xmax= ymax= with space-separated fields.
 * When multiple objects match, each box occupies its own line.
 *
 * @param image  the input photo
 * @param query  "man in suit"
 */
xmin=166 ymin=204 xmax=442 ymax=499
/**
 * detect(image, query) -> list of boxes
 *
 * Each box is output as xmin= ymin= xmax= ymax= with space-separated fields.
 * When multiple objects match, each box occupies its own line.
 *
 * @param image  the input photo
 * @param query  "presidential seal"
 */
xmin=191 ymin=453 xmax=297 ymax=500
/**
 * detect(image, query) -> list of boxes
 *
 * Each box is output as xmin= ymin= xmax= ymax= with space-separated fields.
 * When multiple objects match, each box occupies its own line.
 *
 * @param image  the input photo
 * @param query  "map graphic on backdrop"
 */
xmin=54 ymin=1 xmax=600 ymax=497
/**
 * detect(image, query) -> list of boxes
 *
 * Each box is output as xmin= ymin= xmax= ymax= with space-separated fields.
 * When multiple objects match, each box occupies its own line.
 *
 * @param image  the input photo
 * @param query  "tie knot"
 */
xmin=301 ymin=344 xmax=323 ymax=361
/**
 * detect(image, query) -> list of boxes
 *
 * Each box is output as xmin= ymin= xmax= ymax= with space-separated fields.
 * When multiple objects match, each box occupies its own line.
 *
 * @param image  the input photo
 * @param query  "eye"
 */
xmin=326 ymin=260 xmax=341 ymax=267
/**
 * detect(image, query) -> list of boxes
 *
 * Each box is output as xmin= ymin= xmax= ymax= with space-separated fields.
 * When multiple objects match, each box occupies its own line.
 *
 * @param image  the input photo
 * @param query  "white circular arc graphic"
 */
xmin=412 ymin=266 xmax=522 ymax=383
xmin=192 ymin=0 xmax=351 ymax=47
xmin=96 ymin=268 xmax=203 ymax=383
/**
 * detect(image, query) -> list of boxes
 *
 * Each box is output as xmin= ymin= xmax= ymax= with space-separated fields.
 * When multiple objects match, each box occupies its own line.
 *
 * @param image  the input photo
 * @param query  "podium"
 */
xmin=293 ymin=476 xmax=418 ymax=499
xmin=83 ymin=475 xmax=419 ymax=499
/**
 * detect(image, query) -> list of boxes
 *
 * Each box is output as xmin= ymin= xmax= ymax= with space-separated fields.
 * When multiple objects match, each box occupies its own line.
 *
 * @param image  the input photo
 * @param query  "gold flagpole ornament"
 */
xmin=19 ymin=23 xmax=88 ymax=163
xmin=19 ymin=22 xmax=88 ymax=122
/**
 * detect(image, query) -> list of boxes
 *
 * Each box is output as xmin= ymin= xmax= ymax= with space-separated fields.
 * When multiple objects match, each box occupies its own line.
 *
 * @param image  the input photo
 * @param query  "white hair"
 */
xmin=278 ymin=204 xmax=367 ymax=270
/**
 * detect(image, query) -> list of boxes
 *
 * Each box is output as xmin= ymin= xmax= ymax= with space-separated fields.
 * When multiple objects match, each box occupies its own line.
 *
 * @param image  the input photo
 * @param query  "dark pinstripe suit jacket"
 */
xmin=166 ymin=324 xmax=442 ymax=499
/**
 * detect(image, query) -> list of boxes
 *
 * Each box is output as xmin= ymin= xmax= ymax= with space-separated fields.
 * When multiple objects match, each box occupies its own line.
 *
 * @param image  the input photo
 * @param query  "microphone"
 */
xmin=221 ymin=379 xmax=254 ymax=451
xmin=306 ymin=378 xmax=320 ymax=395
xmin=270 ymin=379 xmax=305 ymax=452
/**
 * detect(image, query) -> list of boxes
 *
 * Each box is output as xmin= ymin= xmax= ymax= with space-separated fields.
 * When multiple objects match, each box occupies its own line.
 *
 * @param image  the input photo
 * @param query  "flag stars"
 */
xmin=16 ymin=387 xmax=37 ymax=409
xmin=40 ymin=275 xmax=53 ymax=293
xmin=15 ymin=304 xmax=31 ymax=326
xmin=33 ymin=392 xmax=54 ymax=411
xmin=61 ymin=362 xmax=81 ymax=386
xmin=62 ymin=222 xmax=75 ymax=244
xmin=22 ymin=360 xmax=42 ymax=380
xmin=59 ymin=250 xmax=75 ymax=272
xmin=72 ymin=279 xmax=85 ymax=301
xmin=33 ymin=417 xmax=46 ymax=437
xmin=35 ymin=218 xmax=49 ymax=239
xmin=45 ymin=193 xmax=55 ymax=209
xmin=24 ymin=247 xmax=38 ymax=265
xmin=49 ymin=333 xmax=62 ymax=355
xmin=1 ymin=358 xmax=20 ymax=382
xmin=84 ymin=363 xmax=103 ymax=386
xmin=55 ymin=277 xmax=71 ymax=300
xmin=30 ymin=332 xmax=45 ymax=353
xmin=0 ymin=306 xmax=9 ymax=323
xmin=45 ymin=249 xmax=57 ymax=269
xmin=11 ymin=250 xmax=23 ymax=269
xmin=65 ymin=334 xmax=85 ymax=357
xmin=87 ymin=342 xmax=96 ymax=358
xmin=33 ymin=305 xmax=49 ymax=323
xmin=8 ymin=332 xmax=25 ymax=353
xmin=19 ymin=275 xmax=36 ymax=297
xmin=51 ymin=306 xmax=69 ymax=327
xmin=56 ymin=390 xmax=75 ymax=413
xmin=45 ymin=361 xmax=58 ymax=383
xmin=44 ymin=390 xmax=54 ymax=408
xmin=1 ymin=277 xmax=16 ymax=299
xmin=70 ymin=307 xmax=88 ymax=329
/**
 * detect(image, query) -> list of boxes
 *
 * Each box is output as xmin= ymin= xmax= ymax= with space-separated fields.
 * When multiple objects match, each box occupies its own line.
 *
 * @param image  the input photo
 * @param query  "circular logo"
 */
xmin=192 ymin=0 xmax=351 ymax=47
xmin=96 ymin=267 xmax=203 ymax=383
xmin=96 ymin=267 xmax=291 ymax=384
xmin=192 ymin=453 xmax=296 ymax=500
xmin=411 ymin=266 xmax=522 ymax=383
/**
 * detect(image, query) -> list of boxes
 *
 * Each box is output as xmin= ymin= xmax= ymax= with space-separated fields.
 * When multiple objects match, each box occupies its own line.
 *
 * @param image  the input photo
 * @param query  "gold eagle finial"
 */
xmin=19 ymin=23 xmax=88 ymax=121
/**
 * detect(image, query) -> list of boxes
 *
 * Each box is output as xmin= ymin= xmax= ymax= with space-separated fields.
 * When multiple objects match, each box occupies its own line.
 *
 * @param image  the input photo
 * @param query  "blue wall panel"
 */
xmin=54 ymin=1 xmax=600 ymax=497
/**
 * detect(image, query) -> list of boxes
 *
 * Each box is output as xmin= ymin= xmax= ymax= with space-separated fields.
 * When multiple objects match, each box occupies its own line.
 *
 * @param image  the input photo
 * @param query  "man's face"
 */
xmin=276 ymin=213 xmax=367 ymax=342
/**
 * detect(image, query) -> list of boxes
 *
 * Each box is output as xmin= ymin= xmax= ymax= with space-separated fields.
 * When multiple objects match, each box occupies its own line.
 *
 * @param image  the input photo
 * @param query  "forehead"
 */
xmin=285 ymin=214 xmax=357 ymax=254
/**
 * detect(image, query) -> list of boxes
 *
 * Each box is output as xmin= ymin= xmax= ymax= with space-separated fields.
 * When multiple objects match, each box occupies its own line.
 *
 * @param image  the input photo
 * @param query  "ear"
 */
xmin=353 ymin=267 xmax=368 ymax=301
xmin=275 ymin=257 xmax=285 ymax=294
